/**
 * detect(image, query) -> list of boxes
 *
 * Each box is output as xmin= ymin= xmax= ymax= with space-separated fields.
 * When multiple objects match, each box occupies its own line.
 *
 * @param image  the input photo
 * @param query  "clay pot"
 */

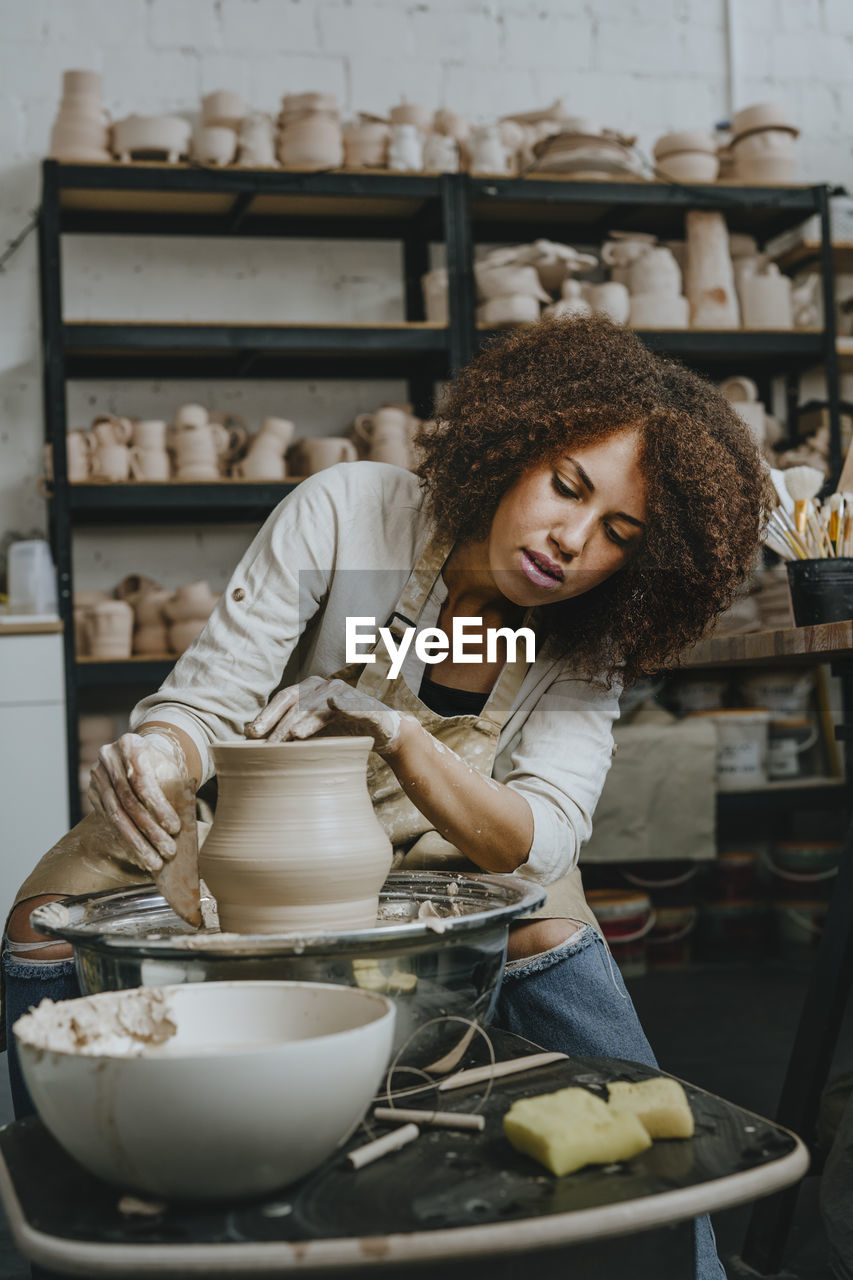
xmin=198 ymin=738 xmax=394 ymax=933
xmin=133 ymin=586 xmax=174 ymax=627
xmin=388 ymin=124 xmax=423 ymax=172
xmin=63 ymin=70 xmax=102 ymax=96
xmin=174 ymin=403 xmax=209 ymax=430
xmin=740 ymin=265 xmax=793 ymax=330
xmin=469 ymin=125 xmax=509 ymax=175
xmin=601 ymin=233 xmax=657 ymax=286
xmin=133 ymin=419 xmax=168 ymax=449
xmin=352 ymin=407 xmax=415 ymax=468
xmin=628 ymin=293 xmax=690 ymax=329
xmin=91 ymin=443 xmax=131 ymax=482
xmin=168 ymin=617 xmax=207 ymax=655
xmin=232 ymin=443 xmax=286 ymax=481
xmin=475 ymin=261 xmax=550 ymax=302
xmin=129 ymin=446 xmax=171 ymax=481
xmin=422 ymin=132 xmax=459 ymax=173
xmin=192 ymin=126 xmax=237 ymax=167
xmin=433 ymin=109 xmax=469 ymax=142
xmin=164 ymin=581 xmax=219 ymax=623
xmin=629 ymin=246 xmax=682 ymax=298
xmin=201 ymin=90 xmax=246 ymax=131
xmin=685 ymin=211 xmax=740 ymax=328
xmin=289 ymin=437 xmax=357 ymax=475
xmin=732 ymin=154 xmax=797 ymax=183
xmin=389 ymin=102 xmax=432 ymax=132
xmin=278 ymin=118 xmax=343 ymax=169
xmin=133 ymin=624 xmax=171 ymax=655
xmin=343 ymin=122 xmax=389 ymax=168
xmin=66 ymin=431 xmax=94 ymax=482
xmin=547 ymin=280 xmax=591 ymax=319
xmin=91 ymin=415 xmax=133 ymax=446
xmin=731 ymin=102 xmax=795 ymax=135
xmin=584 ymin=281 xmax=630 ymax=325
xmin=84 ymin=600 xmax=134 ymax=659
xmin=237 ymin=114 xmax=277 ymax=167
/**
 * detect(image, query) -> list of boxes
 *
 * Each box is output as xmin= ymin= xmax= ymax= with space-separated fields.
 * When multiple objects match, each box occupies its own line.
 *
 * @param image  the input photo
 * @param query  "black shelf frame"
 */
xmin=39 ymin=161 xmax=844 ymax=827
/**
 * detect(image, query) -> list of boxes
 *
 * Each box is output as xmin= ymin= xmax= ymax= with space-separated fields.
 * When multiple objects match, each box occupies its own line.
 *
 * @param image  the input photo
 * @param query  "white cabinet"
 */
xmin=0 ymin=631 xmax=68 ymax=920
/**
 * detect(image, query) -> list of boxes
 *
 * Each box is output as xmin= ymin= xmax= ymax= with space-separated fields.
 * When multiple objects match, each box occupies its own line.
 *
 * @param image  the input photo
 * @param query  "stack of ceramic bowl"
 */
xmin=48 ymin=71 xmax=111 ymax=163
xmin=729 ymin=103 xmax=798 ymax=183
xmin=164 ymin=581 xmax=220 ymax=655
xmin=653 ymin=130 xmax=719 ymax=183
xmin=475 ymin=252 xmax=550 ymax=328
xmin=529 ymin=128 xmax=642 ymax=179
xmin=278 ymin=93 xmax=343 ymax=170
xmin=192 ymin=90 xmax=245 ymax=167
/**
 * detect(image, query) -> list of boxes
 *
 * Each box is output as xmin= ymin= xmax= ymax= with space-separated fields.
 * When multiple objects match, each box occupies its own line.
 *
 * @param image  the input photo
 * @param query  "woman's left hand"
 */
xmin=244 ymin=676 xmax=406 ymax=756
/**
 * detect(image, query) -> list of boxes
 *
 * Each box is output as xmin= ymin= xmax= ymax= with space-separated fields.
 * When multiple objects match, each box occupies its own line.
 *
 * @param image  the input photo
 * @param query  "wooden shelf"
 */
xmin=681 ymin=620 xmax=853 ymax=669
xmin=776 ymin=240 xmax=853 ymax=274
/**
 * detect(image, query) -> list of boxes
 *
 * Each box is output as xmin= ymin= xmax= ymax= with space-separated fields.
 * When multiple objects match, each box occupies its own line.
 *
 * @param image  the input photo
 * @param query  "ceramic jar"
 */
xmin=388 ymin=124 xmax=423 ymax=172
xmin=201 ymin=90 xmax=246 ymax=132
xmin=164 ymin=581 xmax=218 ymax=654
xmin=174 ymin=403 xmax=210 ymax=430
xmin=112 ymin=115 xmax=192 ymax=164
xmin=584 ymin=281 xmax=630 ymax=325
xmin=685 ymin=211 xmax=741 ymax=328
xmin=289 ymin=437 xmax=357 ymax=475
xmin=477 ymin=295 xmax=541 ymax=327
xmin=66 ymin=431 xmax=95 ymax=482
xmin=192 ymin=126 xmax=237 ymax=167
xmin=237 ymin=113 xmax=277 ymax=167
xmin=84 ymin=600 xmax=134 ymax=659
xmin=278 ymin=95 xmax=343 ymax=170
xmin=423 ymin=132 xmax=459 ymax=173
xmin=198 ymin=738 xmax=394 ymax=933
xmin=629 ymin=246 xmax=682 ymax=297
xmin=232 ymin=418 xmax=293 ymax=481
xmin=172 ymin=422 xmax=220 ymax=481
xmin=48 ymin=70 xmax=111 ymax=162
xmin=469 ymin=125 xmax=509 ymax=175
xmin=729 ymin=102 xmax=799 ymax=182
xmin=740 ymin=264 xmax=794 ymax=330
xmin=342 ymin=121 xmax=389 ymax=169
xmin=129 ymin=445 xmax=171 ymax=481
xmin=389 ymin=102 xmax=432 ymax=132
xmin=628 ymin=293 xmax=689 ymax=329
xmin=421 ymin=267 xmax=449 ymax=324
xmin=433 ymin=109 xmax=470 ymax=143
xmin=91 ymin=441 xmax=131 ymax=482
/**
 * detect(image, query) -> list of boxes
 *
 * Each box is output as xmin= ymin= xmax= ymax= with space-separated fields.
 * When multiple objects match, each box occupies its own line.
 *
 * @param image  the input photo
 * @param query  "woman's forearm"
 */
xmin=381 ymin=717 xmax=534 ymax=873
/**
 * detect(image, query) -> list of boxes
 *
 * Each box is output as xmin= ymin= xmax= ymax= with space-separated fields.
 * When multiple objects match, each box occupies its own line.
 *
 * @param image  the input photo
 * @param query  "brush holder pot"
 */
xmin=786 ymin=559 xmax=853 ymax=626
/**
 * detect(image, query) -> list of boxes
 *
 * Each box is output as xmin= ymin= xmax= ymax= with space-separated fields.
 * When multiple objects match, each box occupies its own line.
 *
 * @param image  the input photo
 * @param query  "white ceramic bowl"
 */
xmin=653 ymin=129 xmax=717 ymax=159
xmin=656 ymin=152 xmax=720 ymax=183
xmin=112 ymin=115 xmax=192 ymax=160
xmin=731 ymin=101 xmax=794 ymax=135
xmin=192 ymin=125 xmax=237 ymax=166
xmin=732 ymin=129 xmax=797 ymax=158
xmin=15 ymin=981 xmax=395 ymax=1201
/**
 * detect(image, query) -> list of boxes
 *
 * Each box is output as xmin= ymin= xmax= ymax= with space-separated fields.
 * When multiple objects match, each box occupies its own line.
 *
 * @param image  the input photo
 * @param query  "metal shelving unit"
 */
xmin=38 ymin=162 xmax=844 ymax=823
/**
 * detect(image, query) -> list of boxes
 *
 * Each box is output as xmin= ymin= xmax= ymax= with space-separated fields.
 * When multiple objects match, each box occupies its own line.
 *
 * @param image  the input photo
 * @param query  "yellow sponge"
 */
xmin=503 ymin=1086 xmax=652 ymax=1177
xmin=607 ymin=1078 xmax=694 ymax=1139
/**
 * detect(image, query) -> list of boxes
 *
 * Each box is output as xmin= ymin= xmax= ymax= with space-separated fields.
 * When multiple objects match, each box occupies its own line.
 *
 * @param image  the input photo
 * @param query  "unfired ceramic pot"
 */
xmin=112 ymin=115 xmax=192 ymax=164
xmin=685 ymin=211 xmax=740 ymax=328
xmin=289 ymin=437 xmax=357 ymax=475
xmin=423 ymin=132 xmax=459 ymax=172
xmin=388 ymin=124 xmax=423 ymax=172
xmin=192 ymin=126 xmax=237 ymax=167
xmin=584 ymin=281 xmax=630 ymax=325
xmin=198 ymin=738 xmax=394 ymax=933
xmin=740 ymin=264 xmax=793 ymax=330
xmin=84 ymin=600 xmax=134 ymax=659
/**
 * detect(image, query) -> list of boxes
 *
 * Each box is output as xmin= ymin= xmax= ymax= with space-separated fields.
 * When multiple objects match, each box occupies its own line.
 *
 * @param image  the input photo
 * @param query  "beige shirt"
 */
xmin=132 ymin=462 xmax=620 ymax=893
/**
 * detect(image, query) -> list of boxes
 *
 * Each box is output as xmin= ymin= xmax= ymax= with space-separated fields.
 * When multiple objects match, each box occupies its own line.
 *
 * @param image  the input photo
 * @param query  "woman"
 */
xmin=6 ymin=318 xmax=767 ymax=1277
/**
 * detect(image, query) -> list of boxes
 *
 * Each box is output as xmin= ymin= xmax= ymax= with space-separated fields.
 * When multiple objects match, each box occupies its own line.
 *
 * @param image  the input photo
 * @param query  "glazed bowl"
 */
xmin=14 ymin=981 xmax=395 ymax=1201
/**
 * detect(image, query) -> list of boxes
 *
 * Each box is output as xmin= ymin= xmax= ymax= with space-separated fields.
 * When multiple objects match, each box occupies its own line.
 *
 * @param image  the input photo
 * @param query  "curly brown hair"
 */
xmin=416 ymin=315 xmax=770 ymax=685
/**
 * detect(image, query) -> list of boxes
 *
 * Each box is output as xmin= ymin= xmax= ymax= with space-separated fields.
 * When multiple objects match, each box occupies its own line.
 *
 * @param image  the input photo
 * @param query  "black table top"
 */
xmin=0 ymin=1032 xmax=808 ymax=1276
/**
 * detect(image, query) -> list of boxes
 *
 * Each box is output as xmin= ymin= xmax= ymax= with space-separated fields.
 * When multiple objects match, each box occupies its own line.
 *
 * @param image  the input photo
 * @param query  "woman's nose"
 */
xmin=551 ymin=509 xmax=596 ymax=559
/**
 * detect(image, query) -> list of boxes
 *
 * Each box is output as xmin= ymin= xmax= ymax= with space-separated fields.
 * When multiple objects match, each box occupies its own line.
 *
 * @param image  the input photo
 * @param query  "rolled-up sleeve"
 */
xmin=129 ymin=470 xmax=344 ymax=782
xmin=495 ymin=672 xmax=620 ymax=886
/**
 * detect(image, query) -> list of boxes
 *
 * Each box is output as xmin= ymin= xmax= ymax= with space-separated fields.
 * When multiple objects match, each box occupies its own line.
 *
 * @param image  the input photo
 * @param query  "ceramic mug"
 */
xmin=132 ymin=419 xmax=168 ymax=449
xmin=66 ymin=430 xmax=94 ymax=482
xmin=84 ymin=600 xmax=134 ymax=659
xmin=258 ymin=417 xmax=295 ymax=447
xmin=130 ymin=446 xmax=172 ymax=481
xmin=365 ymin=425 xmax=412 ymax=469
xmin=174 ymin=403 xmax=209 ymax=430
xmin=291 ymin=437 xmax=357 ymax=475
xmin=584 ymin=282 xmax=630 ymax=326
xmin=91 ymin=415 xmax=133 ymax=447
xmin=233 ymin=445 xmax=286 ymax=481
xmin=91 ymin=443 xmax=131 ymax=482
xmin=352 ymin=406 xmax=411 ymax=445
xmin=209 ymin=421 xmax=249 ymax=462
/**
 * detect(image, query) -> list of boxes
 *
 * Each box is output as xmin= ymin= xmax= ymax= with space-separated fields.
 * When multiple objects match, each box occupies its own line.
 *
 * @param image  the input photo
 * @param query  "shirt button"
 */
xmin=232 ymin=588 xmax=245 ymax=602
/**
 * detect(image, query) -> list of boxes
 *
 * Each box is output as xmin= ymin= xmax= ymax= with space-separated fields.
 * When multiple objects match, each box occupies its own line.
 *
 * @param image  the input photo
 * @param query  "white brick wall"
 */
xmin=1 ymin=0 xmax=851 ymax=594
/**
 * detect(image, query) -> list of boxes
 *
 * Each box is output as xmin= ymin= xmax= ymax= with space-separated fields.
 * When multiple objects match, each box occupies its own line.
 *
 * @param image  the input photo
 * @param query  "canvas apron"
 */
xmin=13 ymin=534 xmax=595 ymax=928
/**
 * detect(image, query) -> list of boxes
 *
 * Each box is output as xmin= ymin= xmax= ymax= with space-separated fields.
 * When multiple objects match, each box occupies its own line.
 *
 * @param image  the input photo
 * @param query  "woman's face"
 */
xmin=486 ymin=430 xmax=648 ymax=606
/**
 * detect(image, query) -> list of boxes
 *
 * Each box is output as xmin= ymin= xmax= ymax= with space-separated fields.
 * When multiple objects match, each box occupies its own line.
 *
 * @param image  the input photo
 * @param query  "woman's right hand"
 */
xmin=87 ymin=732 xmax=186 ymax=873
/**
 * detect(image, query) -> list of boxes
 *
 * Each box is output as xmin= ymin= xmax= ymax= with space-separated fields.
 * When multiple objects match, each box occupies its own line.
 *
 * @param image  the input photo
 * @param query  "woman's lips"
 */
xmin=521 ymin=549 xmax=564 ymax=589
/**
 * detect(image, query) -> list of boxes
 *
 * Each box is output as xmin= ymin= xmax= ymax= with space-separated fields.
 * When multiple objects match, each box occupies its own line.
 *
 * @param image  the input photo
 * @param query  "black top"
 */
xmin=418 ymin=674 xmax=489 ymax=718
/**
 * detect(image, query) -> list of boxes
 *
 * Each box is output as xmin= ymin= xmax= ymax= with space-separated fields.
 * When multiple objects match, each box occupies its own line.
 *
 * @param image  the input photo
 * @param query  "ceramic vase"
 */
xmin=422 ymin=132 xmax=459 ymax=173
xmin=584 ymin=281 xmax=630 ymax=325
xmin=740 ymin=264 xmax=793 ymax=330
xmin=388 ymin=124 xmax=423 ymax=172
xmin=198 ymin=738 xmax=394 ymax=933
xmin=237 ymin=113 xmax=277 ymax=167
xmin=84 ymin=600 xmax=134 ymax=659
xmin=685 ymin=211 xmax=741 ymax=328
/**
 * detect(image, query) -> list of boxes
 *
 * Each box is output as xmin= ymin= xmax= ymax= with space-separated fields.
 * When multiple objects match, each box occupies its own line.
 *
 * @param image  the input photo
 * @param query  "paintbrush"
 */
xmin=784 ymin=466 xmax=825 ymax=539
xmin=827 ymin=493 xmax=843 ymax=555
xmin=843 ymin=493 xmax=853 ymax=558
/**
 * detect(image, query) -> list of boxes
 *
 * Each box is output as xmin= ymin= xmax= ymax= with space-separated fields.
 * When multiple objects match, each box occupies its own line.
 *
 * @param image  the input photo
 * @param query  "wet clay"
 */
xmin=198 ymin=738 xmax=393 ymax=934
xmin=15 ymin=989 xmax=177 ymax=1057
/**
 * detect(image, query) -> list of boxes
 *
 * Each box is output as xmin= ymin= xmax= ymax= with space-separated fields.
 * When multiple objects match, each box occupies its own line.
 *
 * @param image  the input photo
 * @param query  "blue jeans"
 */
xmin=491 ymin=925 xmax=727 ymax=1280
xmin=3 ymin=950 xmax=80 ymax=1119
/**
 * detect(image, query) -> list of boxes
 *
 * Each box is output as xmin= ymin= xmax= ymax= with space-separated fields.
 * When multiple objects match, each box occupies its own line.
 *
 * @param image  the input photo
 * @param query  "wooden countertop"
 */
xmin=0 ymin=620 xmax=63 ymax=636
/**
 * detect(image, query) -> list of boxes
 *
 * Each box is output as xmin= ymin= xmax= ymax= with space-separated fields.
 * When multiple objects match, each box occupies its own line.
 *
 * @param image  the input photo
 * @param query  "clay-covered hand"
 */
xmin=88 ymin=732 xmax=187 ymax=873
xmin=245 ymin=676 xmax=406 ymax=756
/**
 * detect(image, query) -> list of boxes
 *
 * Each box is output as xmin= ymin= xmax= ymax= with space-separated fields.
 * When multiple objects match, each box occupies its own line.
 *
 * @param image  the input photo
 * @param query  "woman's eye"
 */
xmin=605 ymin=525 xmax=629 ymax=548
xmin=552 ymin=474 xmax=578 ymax=499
